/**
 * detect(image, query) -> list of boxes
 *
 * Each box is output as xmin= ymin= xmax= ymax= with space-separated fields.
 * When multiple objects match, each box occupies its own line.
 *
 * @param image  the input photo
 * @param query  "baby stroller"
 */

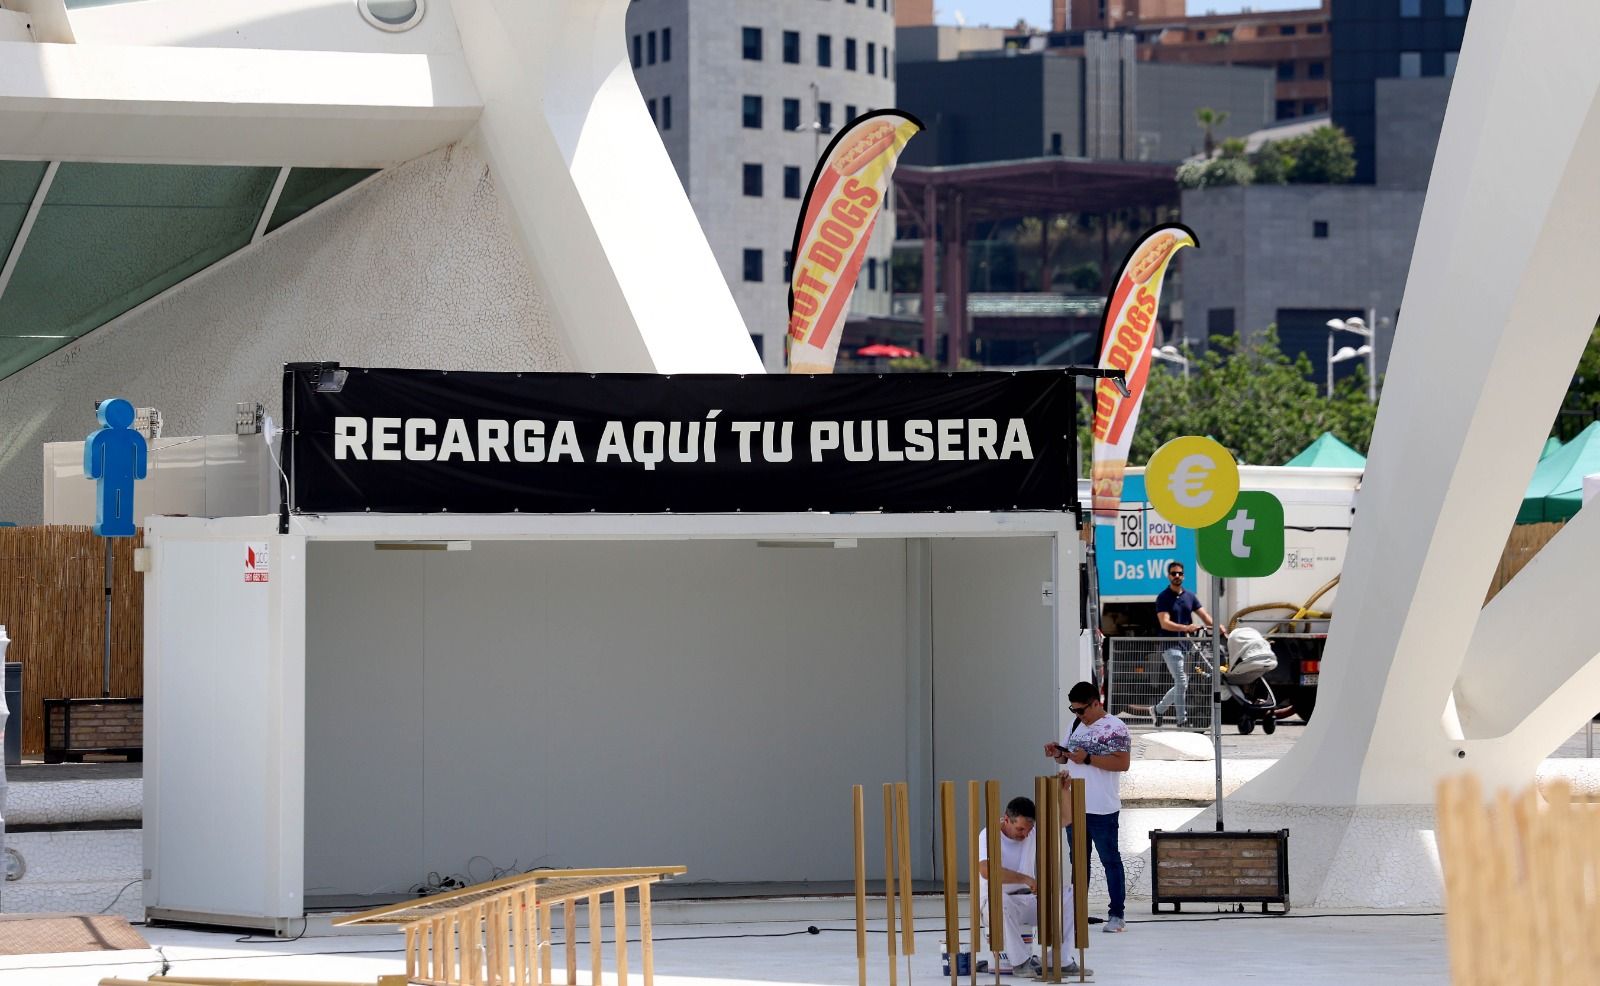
xmin=1222 ymin=627 xmax=1279 ymax=735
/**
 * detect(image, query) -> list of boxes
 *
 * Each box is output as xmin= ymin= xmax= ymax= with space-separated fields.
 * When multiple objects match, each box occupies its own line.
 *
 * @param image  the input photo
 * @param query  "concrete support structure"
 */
xmin=1231 ymin=0 xmax=1600 ymax=906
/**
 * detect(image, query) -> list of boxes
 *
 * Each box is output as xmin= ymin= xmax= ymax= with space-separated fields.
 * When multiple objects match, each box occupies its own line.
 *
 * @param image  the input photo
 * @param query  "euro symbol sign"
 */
xmin=1145 ymin=436 xmax=1239 ymax=529
xmin=1167 ymin=453 xmax=1216 ymax=509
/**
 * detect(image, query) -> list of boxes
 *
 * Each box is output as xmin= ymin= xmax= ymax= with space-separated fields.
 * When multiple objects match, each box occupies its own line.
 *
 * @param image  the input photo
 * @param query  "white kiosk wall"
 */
xmin=302 ymin=536 xmax=1057 ymax=897
xmin=143 ymin=515 xmax=1074 ymax=926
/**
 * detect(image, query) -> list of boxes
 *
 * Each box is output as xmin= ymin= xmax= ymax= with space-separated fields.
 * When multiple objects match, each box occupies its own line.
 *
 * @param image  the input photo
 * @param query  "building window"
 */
xmin=1195 ymin=30 xmax=1205 ymax=40
xmin=783 ymin=30 xmax=801 ymax=64
xmin=743 ymin=249 xmax=763 ymax=282
xmin=1277 ymin=61 xmax=1295 ymax=80
xmin=819 ymin=101 xmax=833 ymax=132
xmin=868 ymin=0 xmax=875 ymax=7
xmin=1279 ymin=24 xmax=1295 ymax=35
xmin=818 ymin=34 xmax=832 ymax=67
xmin=846 ymin=104 xmax=857 ymax=123
xmin=1302 ymin=100 xmax=1319 ymax=115
xmin=867 ymin=42 xmax=877 ymax=75
xmin=1444 ymin=51 xmax=1459 ymax=77
xmin=662 ymin=95 xmax=672 ymax=130
xmin=1445 ymin=0 xmax=1466 ymax=14
xmin=647 ymin=31 xmax=657 ymax=65
xmin=744 ymin=163 xmax=764 ymax=197
xmin=1400 ymin=0 xmax=1420 ymax=16
xmin=1399 ymin=51 xmax=1422 ymax=78
xmin=1050 ymin=132 xmax=1063 ymax=154
xmin=867 ymin=257 xmax=877 ymax=289
xmin=1307 ymin=22 xmax=1323 ymax=33
xmin=751 ymin=333 xmax=764 ymax=358
xmin=1313 ymin=220 xmax=1329 ymax=239
xmin=662 ymin=27 xmax=671 ymax=62
xmin=1308 ymin=60 xmax=1326 ymax=80
xmin=1276 ymin=99 xmax=1296 ymax=119
xmin=1207 ymin=308 xmax=1235 ymax=336
xmin=783 ymin=98 xmax=801 ymax=131
xmin=743 ymin=95 xmax=763 ymax=129
xmin=783 ymin=250 xmax=794 ymax=280
xmin=647 ymin=98 xmax=657 ymax=123
xmin=631 ymin=34 xmax=642 ymax=68
xmin=742 ymin=26 xmax=762 ymax=61
xmin=845 ymin=38 xmax=857 ymax=71
xmin=884 ymin=49 xmax=891 ymax=77
xmin=784 ymin=166 xmax=802 ymax=199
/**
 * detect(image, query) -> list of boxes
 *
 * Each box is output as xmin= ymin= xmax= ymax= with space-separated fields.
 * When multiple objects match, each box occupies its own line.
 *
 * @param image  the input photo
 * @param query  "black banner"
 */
xmin=282 ymin=367 xmax=1079 ymax=516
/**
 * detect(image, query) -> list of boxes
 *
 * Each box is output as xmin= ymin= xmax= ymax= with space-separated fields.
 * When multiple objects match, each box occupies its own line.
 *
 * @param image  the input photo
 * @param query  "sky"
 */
xmin=939 ymin=0 xmax=1323 ymax=28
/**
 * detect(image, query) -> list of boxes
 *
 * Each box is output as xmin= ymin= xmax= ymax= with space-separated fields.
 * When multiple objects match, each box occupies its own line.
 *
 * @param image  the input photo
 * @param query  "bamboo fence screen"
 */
xmin=1484 ymin=521 xmax=1563 ymax=604
xmin=0 ymin=525 xmax=143 ymax=755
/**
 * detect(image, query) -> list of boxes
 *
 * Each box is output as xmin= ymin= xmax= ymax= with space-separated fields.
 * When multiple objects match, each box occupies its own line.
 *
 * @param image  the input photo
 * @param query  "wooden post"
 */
xmin=1047 ymin=776 xmax=1063 ymax=983
xmin=539 ymin=897 xmax=553 ymax=986
xmin=884 ymin=783 xmax=900 ymax=986
xmin=1033 ymin=776 xmax=1049 ymax=979
xmin=434 ymin=917 xmax=447 ymax=984
xmin=406 ymin=926 xmax=417 ymax=981
xmin=896 ymin=781 xmax=915 ymax=955
xmin=967 ymin=780 xmax=980 ymax=986
xmin=566 ymin=899 xmax=579 ymax=986
xmin=589 ymin=893 xmax=603 ymax=986
xmin=1069 ymin=777 xmax=1089 ymax=977
xmin=639 ymin=881 xmax=655 ymax=986
xmin=512 ymin=894 xmax=527 ymax=986
xmin=612 ymin=888 xmax=628 ymax=986
xmin=940 ymin=780 xmax=958 ymax=986
xmin=854 ymin=784 xmax=868 ymax=986
xmin=984 ymin=780 xmax=1001 ymax=986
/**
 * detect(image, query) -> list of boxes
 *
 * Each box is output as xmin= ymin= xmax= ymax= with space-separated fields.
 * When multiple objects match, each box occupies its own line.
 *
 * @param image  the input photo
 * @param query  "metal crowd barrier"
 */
xmin=1105 ymin=636 xmax=1214 ymax=731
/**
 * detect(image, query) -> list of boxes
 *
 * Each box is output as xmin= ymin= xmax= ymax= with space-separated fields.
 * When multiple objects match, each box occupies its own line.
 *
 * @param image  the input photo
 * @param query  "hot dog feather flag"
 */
xmin=787 ymin=110 xmax=924 ymax=373
xmin=1090 ymin=223 xmax=1198 ymax=524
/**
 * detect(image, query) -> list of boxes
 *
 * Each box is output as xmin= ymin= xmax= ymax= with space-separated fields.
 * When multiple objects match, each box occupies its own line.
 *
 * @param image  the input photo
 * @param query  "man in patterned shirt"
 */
xmin=1045 ymin=680 xmax=1132 ymax=933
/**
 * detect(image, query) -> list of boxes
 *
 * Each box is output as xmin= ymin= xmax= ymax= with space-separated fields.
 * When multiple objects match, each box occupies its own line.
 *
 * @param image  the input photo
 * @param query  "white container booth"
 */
xmin=140 ymin=366 xmax=1099 ymax=932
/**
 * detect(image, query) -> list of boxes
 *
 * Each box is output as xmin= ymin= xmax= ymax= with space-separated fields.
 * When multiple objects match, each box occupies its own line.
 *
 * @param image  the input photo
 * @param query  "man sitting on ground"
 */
xmin=978 ymin=796 xmax=1084 ymax=976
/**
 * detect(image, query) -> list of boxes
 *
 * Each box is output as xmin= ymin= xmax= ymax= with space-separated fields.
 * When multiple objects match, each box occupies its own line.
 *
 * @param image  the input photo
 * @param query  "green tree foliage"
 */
xmin=1179 ymin=126 xmax=1357 ymax=190
xmin=1078 ymin=328 xmax=1378 ymax=469
xmin=1279 ymin=125 xmax=1357 ymax=184
xmin=1553 ymin=321 xmax=1600 ymax=440
xmin=1176 ymin=156 xmax=1255 ymax=189
xmin=1195 ymin=107 xmax=1230 ymax=158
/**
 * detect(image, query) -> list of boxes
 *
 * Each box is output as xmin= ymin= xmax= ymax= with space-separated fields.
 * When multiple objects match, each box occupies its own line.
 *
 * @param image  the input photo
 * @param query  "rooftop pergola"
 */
xmin=893 ymin=157 xmax=1179 ymax=367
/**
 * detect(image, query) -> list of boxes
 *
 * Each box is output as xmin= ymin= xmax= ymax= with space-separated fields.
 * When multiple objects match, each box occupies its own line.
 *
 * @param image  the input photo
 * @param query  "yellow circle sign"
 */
xmin=1145 ymin=436 xmax=1240 ymax=529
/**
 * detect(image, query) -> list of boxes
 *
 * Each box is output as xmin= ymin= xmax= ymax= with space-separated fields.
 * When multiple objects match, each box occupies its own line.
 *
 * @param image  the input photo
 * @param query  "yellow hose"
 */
xmin=1226 ymin=575 xmax=1341 ymax=634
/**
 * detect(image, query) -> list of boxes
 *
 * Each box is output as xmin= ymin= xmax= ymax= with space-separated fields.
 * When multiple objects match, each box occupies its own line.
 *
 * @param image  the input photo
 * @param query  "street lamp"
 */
xmin=1328 ymin=343 xmax=1373 ymax=397
xmin=1152 ymin=344 xmax=1190 ymax=380
xmin=1325 ymin=315 xmax=1378 ymax=401
xmin=793 ymin=81 xmax=832 ymax=161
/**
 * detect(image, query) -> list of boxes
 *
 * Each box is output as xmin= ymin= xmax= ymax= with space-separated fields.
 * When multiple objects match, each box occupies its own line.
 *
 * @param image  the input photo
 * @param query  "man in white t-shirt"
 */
xmin=977 ymin=797 xmax=1085 ymax=977
xmin=1045 ymin=680 xmax=1132 ymax=933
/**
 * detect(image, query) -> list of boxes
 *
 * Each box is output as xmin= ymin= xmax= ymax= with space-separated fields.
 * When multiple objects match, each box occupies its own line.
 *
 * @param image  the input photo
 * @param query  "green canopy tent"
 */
xmin=1540 ymin=436 xmax=1563 ymax=459
xmin=1519 ymin=421 xmax=1600 ymax=524
xmin=1284 ymin=432 xmax=1366 ymax=469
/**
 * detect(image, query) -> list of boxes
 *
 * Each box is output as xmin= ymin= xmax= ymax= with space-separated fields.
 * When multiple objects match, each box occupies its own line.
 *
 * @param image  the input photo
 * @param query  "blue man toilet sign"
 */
xmin=85 ymin=398 xmax=147 ymax=537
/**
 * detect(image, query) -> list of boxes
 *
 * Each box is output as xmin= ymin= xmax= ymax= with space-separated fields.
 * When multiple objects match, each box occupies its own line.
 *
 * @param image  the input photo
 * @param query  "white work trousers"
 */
xmin=980 ymin=889 xmax=1072 ymax=967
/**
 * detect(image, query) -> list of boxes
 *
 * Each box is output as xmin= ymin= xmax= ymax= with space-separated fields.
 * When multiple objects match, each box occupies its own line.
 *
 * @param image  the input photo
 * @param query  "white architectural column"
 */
xmin=1241 ymin=0 xmax=1600 ymax=810
xmin=1215 ymin=0 xmax=1600 ymax=905
xmin=452 ymin=0 xmax=762 ymax=374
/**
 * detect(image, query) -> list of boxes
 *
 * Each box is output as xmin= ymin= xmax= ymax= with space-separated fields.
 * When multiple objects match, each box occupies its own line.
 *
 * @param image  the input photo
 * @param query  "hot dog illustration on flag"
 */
xmin=1090 ymin=223 xmax=1199 ymax=524
xmin=787 ymin=110 xmax=924 ymax=373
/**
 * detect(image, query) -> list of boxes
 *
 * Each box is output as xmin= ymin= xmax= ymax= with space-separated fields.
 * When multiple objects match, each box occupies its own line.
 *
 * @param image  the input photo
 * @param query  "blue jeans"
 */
xmin=1066 ymin=812 xmax=1126 ymax=919
xmin=1153 ymin=646 xmax=1188 ymax=721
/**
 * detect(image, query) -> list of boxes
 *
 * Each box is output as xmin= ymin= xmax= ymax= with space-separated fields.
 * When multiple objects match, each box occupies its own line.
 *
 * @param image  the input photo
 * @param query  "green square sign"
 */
xmin=1197 ymin=491 xmax=1285 ymax=578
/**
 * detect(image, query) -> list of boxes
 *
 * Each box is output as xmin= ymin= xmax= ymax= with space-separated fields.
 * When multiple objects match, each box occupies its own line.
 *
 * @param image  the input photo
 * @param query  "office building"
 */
xmin=628 ymin=0 xmax=897 ymax=369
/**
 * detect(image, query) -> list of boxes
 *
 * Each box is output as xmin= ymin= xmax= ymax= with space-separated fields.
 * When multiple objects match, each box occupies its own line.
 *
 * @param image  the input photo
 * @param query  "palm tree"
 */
xmin=1195 ymin=107 xmax=1230 ymax=158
